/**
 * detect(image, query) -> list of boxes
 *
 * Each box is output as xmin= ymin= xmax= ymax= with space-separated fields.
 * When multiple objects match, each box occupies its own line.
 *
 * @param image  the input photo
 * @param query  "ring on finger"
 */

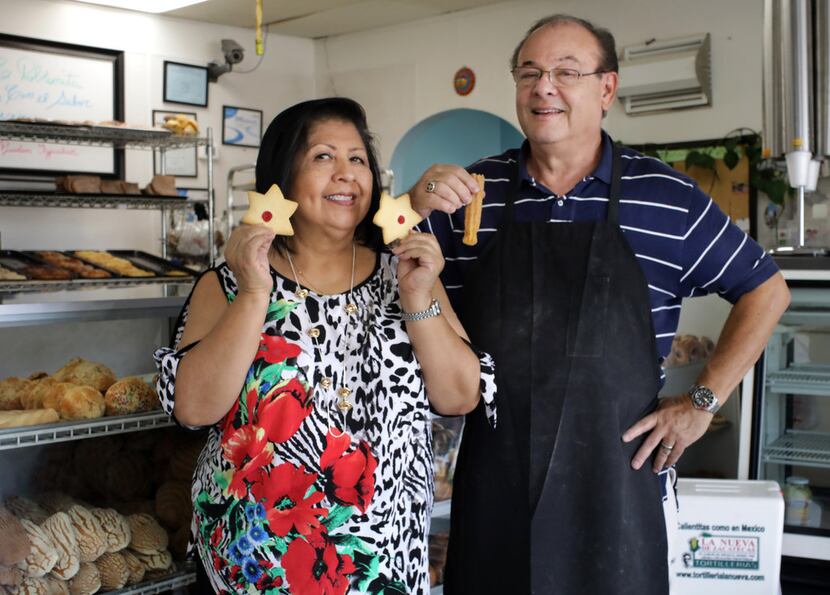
xmin=659 ymin=441 xmax=674 ymax=452
xmin=426 ymin=180 xmax=437 ymax=193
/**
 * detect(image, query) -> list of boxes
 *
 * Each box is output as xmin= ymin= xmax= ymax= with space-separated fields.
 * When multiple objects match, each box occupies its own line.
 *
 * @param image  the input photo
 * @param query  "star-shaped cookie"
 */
xmin=242 ymin=184 xmax=298 ymax=236
xmin=372 ymin=191 xmax=423 ymax=245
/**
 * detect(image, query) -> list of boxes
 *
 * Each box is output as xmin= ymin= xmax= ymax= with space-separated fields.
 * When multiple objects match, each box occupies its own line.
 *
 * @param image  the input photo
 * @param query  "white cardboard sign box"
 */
xmin=671 ymin=479 xmax=784 ymax=595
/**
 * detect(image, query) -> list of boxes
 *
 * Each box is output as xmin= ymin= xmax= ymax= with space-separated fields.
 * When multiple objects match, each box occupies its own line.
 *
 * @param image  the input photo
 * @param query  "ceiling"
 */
xmin=165 ymin=0 xmax=509 ymax=38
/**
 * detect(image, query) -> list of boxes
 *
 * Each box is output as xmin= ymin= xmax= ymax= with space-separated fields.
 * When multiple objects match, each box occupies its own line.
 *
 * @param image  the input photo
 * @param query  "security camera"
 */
xmin=221 ymin=39 xmax=244 ymax=65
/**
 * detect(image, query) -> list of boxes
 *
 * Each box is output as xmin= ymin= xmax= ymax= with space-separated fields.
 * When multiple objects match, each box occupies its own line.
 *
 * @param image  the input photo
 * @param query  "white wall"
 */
xmin=0 ymin=0 xmax=316 ymax=253
xmin=315 ymin=0 xmax=764 ymax=168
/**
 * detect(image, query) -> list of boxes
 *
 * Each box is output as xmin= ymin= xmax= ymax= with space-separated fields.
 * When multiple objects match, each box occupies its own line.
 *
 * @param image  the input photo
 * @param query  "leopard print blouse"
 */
xmin=154 ymin=252 xmax=496 ymax=594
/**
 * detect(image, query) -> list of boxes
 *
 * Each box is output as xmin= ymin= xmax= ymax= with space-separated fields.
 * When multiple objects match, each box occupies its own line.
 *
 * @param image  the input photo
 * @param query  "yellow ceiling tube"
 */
xmin=256 ymin=0 xmax=264 ymax=55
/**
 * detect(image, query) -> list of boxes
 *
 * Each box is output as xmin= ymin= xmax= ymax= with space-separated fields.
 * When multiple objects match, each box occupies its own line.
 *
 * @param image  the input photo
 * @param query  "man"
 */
xmin=412 ymin=14 xmax=790 ymax=595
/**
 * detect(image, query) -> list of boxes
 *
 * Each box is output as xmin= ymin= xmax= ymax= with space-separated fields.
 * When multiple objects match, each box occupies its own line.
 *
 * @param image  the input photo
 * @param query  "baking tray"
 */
xmin=0 ymin=250 xmax=75 ymax=281
xmin=23 ymin=251 xmax=114 ymax=280
xmin=70 ymin=250 xmax=198 ymax=280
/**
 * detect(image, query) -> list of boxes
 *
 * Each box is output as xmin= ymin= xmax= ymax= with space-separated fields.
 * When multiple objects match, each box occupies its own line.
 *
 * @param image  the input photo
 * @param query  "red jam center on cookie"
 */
xmin=262 ymin=211 xmax=273 ymax=222
xmin=397 ymin=215 xmax=405 ymax=224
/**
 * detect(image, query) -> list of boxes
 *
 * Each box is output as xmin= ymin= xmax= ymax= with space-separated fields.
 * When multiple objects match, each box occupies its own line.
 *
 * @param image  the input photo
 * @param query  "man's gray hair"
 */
xmin=509 ymin=14 xmax=619 ymax=73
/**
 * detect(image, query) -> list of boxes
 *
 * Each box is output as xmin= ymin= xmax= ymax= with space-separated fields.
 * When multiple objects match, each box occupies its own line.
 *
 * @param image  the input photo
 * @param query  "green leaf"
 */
xmin=723 ymin=149 xmax=739 ymax=170
xmin=323 ymin=504 xmax=354 ymax=531
xmin=265 ymin=299 xmax=297 ymax=323
xmin=258 ymin=363 xmax=288 ymax=388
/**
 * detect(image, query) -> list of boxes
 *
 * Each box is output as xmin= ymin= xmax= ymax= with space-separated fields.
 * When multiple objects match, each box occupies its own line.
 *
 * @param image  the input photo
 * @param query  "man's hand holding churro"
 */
xmin=463 ymin=174 xmax=485 ymax=246
xmin=408 ymin=164 xmax=483 ymax=219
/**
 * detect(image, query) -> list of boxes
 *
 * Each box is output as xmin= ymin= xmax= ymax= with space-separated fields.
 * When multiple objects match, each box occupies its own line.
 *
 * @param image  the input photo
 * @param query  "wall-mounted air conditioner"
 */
xmin=617 ymin=33 xmax=712 ymax=115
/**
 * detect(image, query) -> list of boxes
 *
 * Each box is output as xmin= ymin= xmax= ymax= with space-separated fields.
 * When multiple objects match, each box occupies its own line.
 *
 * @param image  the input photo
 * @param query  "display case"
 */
xmin=749 ymin=266 xmax=830 ymax=571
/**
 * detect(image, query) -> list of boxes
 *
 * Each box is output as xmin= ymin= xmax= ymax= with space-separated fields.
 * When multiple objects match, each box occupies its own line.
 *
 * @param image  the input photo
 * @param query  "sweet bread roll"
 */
xmin=67 ymin=562 xmax=99 ymax=595
xmin=89 ymin=509 xmax=130 ymax=553
xmin=93 ymin=552 xmax=128 ymax=590
xmin=126 ymin=514 xmax=168 ymax=554
xmin=13 ymin=576 xmax=51 ymax=594
xmin=39 ymin=512 xmax=79 ymax=581
xmin=154 ymin=481 xmax=191 ymax=530
xmin=16 ymin=519 xmax=58 ymax=578
xmin=463 ymin=174 xmax=485 ymax=246
xmin=34 ymin=252 xmax=111 ymax=280
xmin=56 ymin=386 xmax=105 ymax=421
xmin=0 ymin=409 xmax=59 ymax=429
xmin=120 ymin=550 xmax=144 ymax=585
xmin=52 ymin=359 xmax=116 ymax=393
xmin=72 ymin=252 xmax=153 ymax=278
xmin=65 ymin=506 xmax=106 ymax=564
xmin=133 ymin=548 xmax=172 ymax=571
xmin=44 ymin=577 xmax=69 ymax=595
xmin=0 ymin=378 xmax=33 ymax=411
xmin=104 ymin=377 xmax=157 ymax=416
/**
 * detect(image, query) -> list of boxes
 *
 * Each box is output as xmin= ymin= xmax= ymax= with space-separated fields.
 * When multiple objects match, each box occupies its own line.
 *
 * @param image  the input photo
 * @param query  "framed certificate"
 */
xmin=222 ymin=106 xmax=262 ymax=148
xmin=163 ymin=61 xmax=208 ymax=107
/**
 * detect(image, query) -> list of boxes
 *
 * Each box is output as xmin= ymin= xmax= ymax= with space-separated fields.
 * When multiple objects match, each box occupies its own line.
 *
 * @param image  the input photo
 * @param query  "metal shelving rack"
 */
xmin=0 ymin=121 xmax=208 ymax=593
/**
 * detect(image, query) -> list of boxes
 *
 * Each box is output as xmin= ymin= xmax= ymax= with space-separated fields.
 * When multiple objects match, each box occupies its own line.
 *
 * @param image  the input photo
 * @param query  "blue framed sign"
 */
xmin=163 ymin=61 xmax=208 ymax=107
xmin=222 ymin=105 xmax=262 ymax=148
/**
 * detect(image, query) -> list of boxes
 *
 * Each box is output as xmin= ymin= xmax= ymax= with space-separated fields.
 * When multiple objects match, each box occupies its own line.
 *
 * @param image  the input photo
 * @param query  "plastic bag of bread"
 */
xmin=104 ymin=377 xmax=157 ymax=416
xmin=52 ymin=359 xmax=116 ymax=393
xmin=0 ymin=506 xmax=30 ymax=567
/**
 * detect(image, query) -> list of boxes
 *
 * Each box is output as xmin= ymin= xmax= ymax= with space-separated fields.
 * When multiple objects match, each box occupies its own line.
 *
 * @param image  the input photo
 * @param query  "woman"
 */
xmin=154 ymin=97 xmax=496 ymax=594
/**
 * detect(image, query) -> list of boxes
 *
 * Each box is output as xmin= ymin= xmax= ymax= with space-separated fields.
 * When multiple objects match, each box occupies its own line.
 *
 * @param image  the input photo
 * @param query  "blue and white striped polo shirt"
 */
xmin=418 ymin=131 xmax=779 ymax=364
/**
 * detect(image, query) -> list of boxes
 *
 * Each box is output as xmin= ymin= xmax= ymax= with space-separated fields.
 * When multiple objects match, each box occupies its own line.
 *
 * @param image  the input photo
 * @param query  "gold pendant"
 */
xmin=337 ymin=386 xmax=352 ymax=398
xmin=344 ymin=302 xmax=358 ymax=315
xmin=296 ymin=288 xmax=309 ymax=300
xmin=337 ymin=398 xmax=353 ymax=413
xmin=307 ymin=327 xmax=321 ymax=338
xmin=319 ymin=377 xmax=332 ymax=390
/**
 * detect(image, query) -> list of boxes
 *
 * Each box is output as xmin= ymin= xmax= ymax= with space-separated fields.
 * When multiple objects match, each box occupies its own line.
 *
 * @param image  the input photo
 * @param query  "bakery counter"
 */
xmin=0 ymin=284 xmax=191 ymax=326
xmin=0 ymin=411 xmax=175 ymax=451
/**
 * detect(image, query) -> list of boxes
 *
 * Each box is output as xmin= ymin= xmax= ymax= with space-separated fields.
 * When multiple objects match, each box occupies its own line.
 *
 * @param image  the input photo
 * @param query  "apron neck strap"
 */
xmin=607 ymin=143 xmax=622 ymax=225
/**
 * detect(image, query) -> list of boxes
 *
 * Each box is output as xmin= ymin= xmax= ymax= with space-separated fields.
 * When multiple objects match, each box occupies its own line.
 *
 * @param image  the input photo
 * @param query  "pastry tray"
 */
xmin=0 ymin=250 xmax=198 ymax=293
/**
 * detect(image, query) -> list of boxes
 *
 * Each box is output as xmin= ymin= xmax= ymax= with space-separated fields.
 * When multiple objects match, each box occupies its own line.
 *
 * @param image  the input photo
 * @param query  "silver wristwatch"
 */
xmin=401 ymin=298 xmax=441 ymax=321
xmin=688 ymin=384 xmax=720 ymax=414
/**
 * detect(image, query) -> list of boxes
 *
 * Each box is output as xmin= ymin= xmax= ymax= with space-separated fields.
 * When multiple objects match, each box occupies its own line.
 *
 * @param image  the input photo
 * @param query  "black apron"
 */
xmin=445 ymin=147 xmax=669 ymax=594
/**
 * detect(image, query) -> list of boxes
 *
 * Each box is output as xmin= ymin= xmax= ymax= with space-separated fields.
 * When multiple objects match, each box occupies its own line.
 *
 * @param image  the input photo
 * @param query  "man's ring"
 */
xmin=426 ymin=180 xmax=437 ymax=193
xmin=660 ymin=442 xmax=674 ymax=452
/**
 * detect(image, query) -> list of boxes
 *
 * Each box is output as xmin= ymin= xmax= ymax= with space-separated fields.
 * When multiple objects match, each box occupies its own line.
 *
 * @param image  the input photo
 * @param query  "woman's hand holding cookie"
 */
xmin=224 ymin=224 xmax=275 ymax=296
xmin=392 ymin=232 xmax=444 ymax=311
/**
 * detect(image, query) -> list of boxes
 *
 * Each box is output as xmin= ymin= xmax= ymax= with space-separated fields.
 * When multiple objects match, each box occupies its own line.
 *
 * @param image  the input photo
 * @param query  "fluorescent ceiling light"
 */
xmin=72 ymin=0 xmax=209 ymax=13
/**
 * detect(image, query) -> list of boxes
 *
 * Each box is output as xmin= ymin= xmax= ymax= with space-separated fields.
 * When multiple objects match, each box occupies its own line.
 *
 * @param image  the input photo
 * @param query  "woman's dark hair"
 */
xmin=255 ymin=97 xmax=384 ymax=254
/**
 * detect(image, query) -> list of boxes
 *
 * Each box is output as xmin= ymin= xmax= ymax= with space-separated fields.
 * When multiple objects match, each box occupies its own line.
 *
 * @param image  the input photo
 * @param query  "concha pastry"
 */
xmin=89 ymin=509 xmax=130 ymax=553
xmin=93 ymin=552 xmax=128 ymax=590
xmin=39 ymin=512 xmax=79 ymax=581
xmin=0 ymin=506 xmax=31 ymax=566
xmin=16 ymin=519 xmax=58 ymax=578
xmin=67 ymin=562 xmax=100 ymax=595
xmin=120 ymin=550 xmax=145 ymax=585
xmin=126 ymin=514 xmax=167 ymax=554
xmin=65 ymin=507 xmax=106 ymax=564
xmin=132 ymin=548 xmax=172 ymax=571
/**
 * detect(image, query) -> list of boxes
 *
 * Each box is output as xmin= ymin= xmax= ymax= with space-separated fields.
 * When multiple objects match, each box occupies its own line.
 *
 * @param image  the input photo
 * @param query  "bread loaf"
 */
xmin=43 ymin=576 xmax=69 ymax=595
xmin=13 ymin=576 xmax=51 ymax=595
xmin=103 ymin=377 xmax=157 ymax=416
xmin=89 ymin=509 xmax=129 ymax=553
xmin=55 ymin=176 xmax=101 ymax=194
xmin=119 ymin=550 xmax=144 ymax=585
xmin=143 ymin=175 xmax=178 ymax=197
xmin=0 ymin=378 xmax=33 ymax=411
xmin=52 ymin=359 xmax=115 ymax=394
xmin=39 ymin=513 xmax=79 ymax=581
xmin=154 ymin=481 xmax=191 ymax=530
xmin=126 ymin=515 xmax=167 ymax=554
xmin=0 ymin=410 xmax=59 ymax=429
xmin=93 ymin=552 xmax=128 ymax=590
xmin=16 ymin=519 xmax=58 ymax=578
xmin=21 ymin=379 xmax=56 ymax=410
xmin=65 ymin=507 xmax=106 ymax=564
xmin=67 ymin=563 xmax=99 ymax=595
xmin=132 ymin=548 xmax=171 ymax=571
xmin=0 ymin=506 xmax=31 ymax=566
xmin=56 ymin=386 xmax=104 ymax=421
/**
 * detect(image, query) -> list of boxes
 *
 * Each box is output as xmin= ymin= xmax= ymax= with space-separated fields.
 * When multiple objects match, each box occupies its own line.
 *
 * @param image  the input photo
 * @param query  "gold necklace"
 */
xmin=285 ymin=243 xmax=360 ymax=434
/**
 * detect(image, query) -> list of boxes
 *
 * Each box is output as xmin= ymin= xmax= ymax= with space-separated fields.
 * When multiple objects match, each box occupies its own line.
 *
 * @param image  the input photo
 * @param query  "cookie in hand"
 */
xmin=372 ymin=191 xmax=423 ymax=245
xmin=242 ymin=184 xmax=299 ymax=236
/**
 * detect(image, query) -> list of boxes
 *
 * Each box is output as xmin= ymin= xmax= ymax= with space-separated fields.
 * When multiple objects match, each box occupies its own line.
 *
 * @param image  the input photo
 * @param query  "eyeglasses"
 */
xmin=511 ymin=66 xmax=609 ymax=87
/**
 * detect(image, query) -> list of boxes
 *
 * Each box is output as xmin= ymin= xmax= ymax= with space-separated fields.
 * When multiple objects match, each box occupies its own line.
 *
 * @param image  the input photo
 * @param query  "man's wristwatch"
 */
xmin=401 ymin=298 xmax=441 ymax=321
xmin=688 ymin=384 xmax=720 ymax=414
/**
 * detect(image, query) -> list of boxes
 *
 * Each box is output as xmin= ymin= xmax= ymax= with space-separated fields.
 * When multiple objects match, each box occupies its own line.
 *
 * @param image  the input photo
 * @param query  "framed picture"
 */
xmin=163 ymin=61 xmax=208 ymax=107
xmin=0 ymin=33 xmax=124 ymax=177
xmin=151 ymin=110 xmax=198 ymax=178
xmin=223 ymin=106 xmax=262 ymax=148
